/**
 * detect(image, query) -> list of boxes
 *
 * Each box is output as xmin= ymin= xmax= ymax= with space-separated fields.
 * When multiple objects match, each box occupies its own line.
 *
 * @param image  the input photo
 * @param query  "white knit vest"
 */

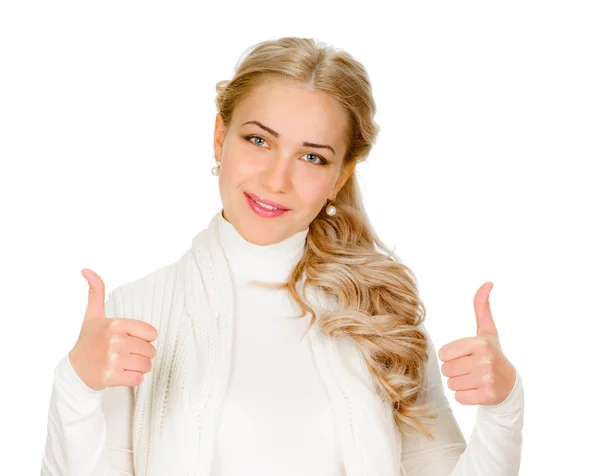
xmin=108 ymin=211 xmax=403 ymax=476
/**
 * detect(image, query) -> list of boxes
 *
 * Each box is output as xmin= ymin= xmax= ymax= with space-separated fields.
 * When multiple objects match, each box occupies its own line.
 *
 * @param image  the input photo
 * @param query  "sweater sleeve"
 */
xmin=40 ymin=292 xmax=135 ymax=476
xmin=399 ymin=328 xmax=524 ymax=476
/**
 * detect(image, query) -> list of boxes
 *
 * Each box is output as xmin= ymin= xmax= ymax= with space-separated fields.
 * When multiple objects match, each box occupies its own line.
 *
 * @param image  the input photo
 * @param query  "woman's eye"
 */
xmin=247 ymin=135 xmax=268 ymax=147
xmin=302 ymin=153 xmax=327 ymax=165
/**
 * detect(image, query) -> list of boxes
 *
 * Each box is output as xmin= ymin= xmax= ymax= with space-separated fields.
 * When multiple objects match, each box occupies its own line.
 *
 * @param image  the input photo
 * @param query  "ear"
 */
xmin=213 ymin=113 xmax=226 ymax=163
xmin=328 ymin=161 xmax=356 ymax=200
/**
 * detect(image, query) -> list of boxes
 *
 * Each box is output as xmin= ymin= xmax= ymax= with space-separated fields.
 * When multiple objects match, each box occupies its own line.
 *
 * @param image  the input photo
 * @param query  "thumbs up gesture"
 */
xmin=68 ymin=268 xmax=159 ymax=392
xmin=438 ymin=282 xmax=517 ymax=406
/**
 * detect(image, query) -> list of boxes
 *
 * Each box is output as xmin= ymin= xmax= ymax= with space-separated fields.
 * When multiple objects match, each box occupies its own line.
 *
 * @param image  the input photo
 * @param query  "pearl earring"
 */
xmin=211 ymin=162 xmax=220 ymax=176
xmin=326 ymin=200 xmax=337 ymax=216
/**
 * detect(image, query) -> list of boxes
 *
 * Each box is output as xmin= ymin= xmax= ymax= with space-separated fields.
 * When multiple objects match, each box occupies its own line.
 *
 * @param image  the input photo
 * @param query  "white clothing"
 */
xmin=41 ymin=209 xmax=524 ymax=475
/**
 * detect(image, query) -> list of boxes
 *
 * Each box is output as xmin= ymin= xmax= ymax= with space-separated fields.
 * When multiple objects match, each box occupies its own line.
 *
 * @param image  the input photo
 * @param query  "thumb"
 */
xmin=81 ymin=268 xmax=106 ymax=321
xmin=474 ymin=281 xmax=498 ymax=337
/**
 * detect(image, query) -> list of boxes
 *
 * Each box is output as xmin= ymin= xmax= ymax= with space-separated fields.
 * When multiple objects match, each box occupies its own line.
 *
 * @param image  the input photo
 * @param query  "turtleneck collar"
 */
xmin=215 ymin=209 xmax=309 ymax=284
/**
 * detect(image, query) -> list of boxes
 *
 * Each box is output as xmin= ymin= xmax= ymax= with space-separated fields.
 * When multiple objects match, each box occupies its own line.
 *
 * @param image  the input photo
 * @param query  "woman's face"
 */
xmin=213 ymin=79 xmax=356 ymax=246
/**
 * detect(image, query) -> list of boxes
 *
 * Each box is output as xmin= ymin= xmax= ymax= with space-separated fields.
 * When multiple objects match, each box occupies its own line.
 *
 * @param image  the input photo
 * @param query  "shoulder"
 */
xmin=108 ymin=260 xmax=180 ymax=317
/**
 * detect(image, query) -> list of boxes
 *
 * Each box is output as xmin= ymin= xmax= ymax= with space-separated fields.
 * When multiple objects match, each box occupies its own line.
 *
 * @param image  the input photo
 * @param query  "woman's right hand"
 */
xmin=68 ymin=268 xmax=158 ymax=392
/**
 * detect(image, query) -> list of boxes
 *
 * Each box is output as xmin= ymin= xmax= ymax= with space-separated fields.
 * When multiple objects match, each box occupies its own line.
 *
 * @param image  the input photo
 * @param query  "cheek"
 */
xmin=294 ymin=173 xmax=334 ymax=206
xmin=220 ymin=144 xmax=257 ymax=183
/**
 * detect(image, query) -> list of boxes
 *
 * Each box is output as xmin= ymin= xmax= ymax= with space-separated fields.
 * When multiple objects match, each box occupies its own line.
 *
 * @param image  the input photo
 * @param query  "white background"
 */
xmin=1 ymin=1 xmax=598 ymax=474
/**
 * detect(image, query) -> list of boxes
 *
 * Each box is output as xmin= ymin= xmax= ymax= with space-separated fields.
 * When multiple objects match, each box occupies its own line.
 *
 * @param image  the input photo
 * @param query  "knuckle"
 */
xmin=107 ymin=350 xmax=120 ymax=364
xmin=107 ymin=318 xmax=122 ymax=331
xmin=476 ymin=338 xmax=491 ymax=352
xmin=108 ymin=334 xmax=121 ymax=346
xmin=103 ymin=368 xmax=114 ymax=386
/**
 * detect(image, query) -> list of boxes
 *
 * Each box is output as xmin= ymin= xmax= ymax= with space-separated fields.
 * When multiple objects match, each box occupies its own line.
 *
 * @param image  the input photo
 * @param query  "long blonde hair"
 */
xmin=215 ymin=37 xmax=436 ymax=439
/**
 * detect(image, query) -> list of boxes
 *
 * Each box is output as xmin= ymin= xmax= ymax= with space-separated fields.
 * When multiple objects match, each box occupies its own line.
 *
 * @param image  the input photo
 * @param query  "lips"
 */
xmin=244 ymin=192 xmax=289 ymax=211
xmin=245 ymin=192 xmax=289 ymax=218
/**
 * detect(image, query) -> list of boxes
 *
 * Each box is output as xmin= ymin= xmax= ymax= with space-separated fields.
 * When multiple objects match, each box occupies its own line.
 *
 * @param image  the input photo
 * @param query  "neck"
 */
xmin=216 ymin=209 xmax=309 ymax=284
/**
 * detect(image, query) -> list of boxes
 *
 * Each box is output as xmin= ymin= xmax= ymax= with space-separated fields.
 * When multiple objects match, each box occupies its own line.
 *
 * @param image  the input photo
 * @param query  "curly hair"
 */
xmin=215 ymin=37 xmax=436 ymax=439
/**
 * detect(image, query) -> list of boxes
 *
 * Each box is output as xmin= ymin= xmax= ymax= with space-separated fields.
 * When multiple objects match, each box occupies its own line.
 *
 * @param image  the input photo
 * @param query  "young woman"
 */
xmin=41 ymin=37 xmax=524 ymax=476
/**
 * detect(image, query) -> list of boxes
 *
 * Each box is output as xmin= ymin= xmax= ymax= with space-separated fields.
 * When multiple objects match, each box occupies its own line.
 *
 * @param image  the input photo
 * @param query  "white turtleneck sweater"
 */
xmin=211 ymin=212 xmax=345 ymax=474
xmin=41 ymin=211 xmax=343 ymax=475
xmin=40 ymin=210 xmax=524 ymax=475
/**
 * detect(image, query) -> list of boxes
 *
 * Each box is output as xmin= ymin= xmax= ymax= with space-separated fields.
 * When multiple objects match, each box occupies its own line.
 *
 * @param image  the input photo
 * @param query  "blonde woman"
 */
xmin=41 ymin=37 xmax=524 ymax=476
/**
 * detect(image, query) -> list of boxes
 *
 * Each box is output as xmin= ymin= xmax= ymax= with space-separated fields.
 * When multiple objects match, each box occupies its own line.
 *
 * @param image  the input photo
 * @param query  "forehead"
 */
xmin=232 ymin=79 xmax=349 ymax=150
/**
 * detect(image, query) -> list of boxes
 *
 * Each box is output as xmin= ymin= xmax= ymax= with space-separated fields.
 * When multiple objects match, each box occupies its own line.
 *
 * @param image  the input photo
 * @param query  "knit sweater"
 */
xmin=41 ymin=209 xmax=524 ymax=475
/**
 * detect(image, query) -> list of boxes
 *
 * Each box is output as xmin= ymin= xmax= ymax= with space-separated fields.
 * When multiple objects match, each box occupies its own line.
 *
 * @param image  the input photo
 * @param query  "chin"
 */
xmin=234 ymin=218 xmax=275 ymax=246
xmin=251 ymin=225 xmax=285 ymax=246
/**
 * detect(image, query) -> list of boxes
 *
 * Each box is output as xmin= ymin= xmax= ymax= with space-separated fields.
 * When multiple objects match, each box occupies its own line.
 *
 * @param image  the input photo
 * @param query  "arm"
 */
xmin=41 ymin=293 xmax=135 ymax=476
xmin=400 ymin=328 xmax=524 ymax=476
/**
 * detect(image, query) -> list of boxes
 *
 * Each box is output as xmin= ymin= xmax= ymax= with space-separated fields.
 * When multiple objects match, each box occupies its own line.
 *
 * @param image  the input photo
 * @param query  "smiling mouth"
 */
xmin=244 ymin=192 xmax=289 ymax=211
xmin=244 ymin=192 xmax=291 ymax=217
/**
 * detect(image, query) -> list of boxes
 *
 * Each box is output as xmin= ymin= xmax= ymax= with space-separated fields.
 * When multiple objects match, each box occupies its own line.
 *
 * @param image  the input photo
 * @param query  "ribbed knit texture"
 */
xmin=42 ymin=209 xmax=524 ymax=475
xmin=113 ymin=210 xmax=399 ymax=475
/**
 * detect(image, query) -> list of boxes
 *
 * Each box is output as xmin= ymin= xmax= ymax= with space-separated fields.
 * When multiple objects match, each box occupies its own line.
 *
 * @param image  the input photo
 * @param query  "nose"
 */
xmin=261 ymin=154 xmax=293 ymax=194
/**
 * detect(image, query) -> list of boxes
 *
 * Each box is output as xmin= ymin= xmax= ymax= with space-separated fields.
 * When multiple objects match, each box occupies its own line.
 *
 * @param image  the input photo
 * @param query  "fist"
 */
xmin=68 ymin=268 xmax=158 ymax=392
xmin=438 ymin=282 xmax=517 ymax=406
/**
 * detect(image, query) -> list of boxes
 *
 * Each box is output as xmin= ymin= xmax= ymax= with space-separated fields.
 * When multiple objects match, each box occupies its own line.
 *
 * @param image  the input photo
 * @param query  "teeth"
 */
xmin=256 ymin=200 xmax=279 ymax=210
xmin=252 ymin=197 xmax=280 ymax=210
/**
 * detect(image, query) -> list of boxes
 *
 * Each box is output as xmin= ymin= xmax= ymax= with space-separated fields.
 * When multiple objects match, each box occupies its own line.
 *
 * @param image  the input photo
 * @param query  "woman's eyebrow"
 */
xmin=241 ymin=120 xmax=336 ymax=155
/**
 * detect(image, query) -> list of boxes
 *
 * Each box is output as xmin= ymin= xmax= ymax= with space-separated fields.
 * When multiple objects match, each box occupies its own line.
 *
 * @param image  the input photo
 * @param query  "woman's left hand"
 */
xmin=438 ymin=282 xmax=517 ymax=406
